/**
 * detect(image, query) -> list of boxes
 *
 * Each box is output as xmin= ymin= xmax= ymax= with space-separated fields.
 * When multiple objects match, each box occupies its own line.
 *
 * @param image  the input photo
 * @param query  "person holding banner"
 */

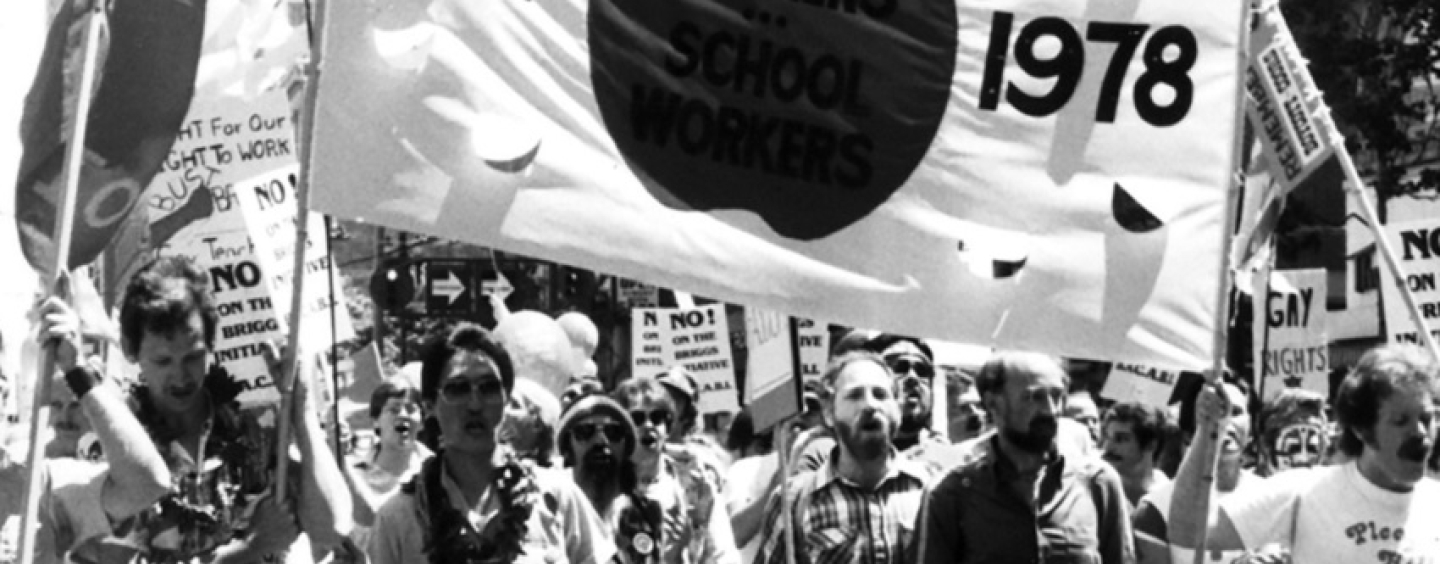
xmin=14 ymin=289 xmax=173 ymax=564
xmin=754 ymin=351 xmax=932 ymax=564
xmin=612 ymin=375 xmax=738 ymax=564
xmin=367 ymin=324 xmax=614 ymax=564
xmin=1171 ymin=344 xmax=1440 ymax=562
xmin=915 ymin=351 xmax=1134 ymax=564
xmin=105 ymin=256 xmax=352 ymax=563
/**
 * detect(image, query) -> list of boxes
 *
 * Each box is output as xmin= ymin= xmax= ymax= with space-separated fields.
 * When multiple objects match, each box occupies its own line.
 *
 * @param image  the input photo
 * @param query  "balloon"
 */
xmin=493 ymin=310 xmax=578 ymax=398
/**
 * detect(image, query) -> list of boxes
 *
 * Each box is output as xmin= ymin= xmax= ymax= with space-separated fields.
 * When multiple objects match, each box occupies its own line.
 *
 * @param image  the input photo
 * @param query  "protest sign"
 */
xmin=1379 ymin=219 xmax=1440 ymax=346
xmin=630 ymin=305 xmax=739 ymax=413
xmin=153 ymin=92 xmax=352 ymax=405
xmin=311 ymin=0 xmax=1245 ymax=371
xmin=744 ymin=308 xmax=801 ymax=431
xmin=795 ymin=319 xmax=829 ymax=381
xmin=1259 ymin=269 xmax=1329 ymax=400
xmin=1245 ymin=0 xmax=1334 ymax=197
xmin=1101 ymin=363 xmax=1179 ymax=407
xmin=617 ymin=279 xmax=659 ymax=308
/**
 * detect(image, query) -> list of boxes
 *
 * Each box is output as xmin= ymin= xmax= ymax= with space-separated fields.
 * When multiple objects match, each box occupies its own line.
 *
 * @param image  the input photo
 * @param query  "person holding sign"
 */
xmin=367 ymin=324 xmax=614 ymax=564
xmin=16 ymin=286 xmax=172 ymax=564
xmin=754 ymin=352 xmax=932 ymax=564
xmin=1170 ymin=344 xmax=1440 ymax=563
xmin=105 ymin=256 xmax=352 ymax=563
xmin=915 ymin=351 xmax=1134 ymax=564
xmin=612 ymin=375 xmax=738 ymax=564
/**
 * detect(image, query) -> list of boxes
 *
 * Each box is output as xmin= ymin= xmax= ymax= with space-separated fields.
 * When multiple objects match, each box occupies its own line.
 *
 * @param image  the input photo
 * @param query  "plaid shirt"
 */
xmin=754 ymin=448 xmax=931 ymax=564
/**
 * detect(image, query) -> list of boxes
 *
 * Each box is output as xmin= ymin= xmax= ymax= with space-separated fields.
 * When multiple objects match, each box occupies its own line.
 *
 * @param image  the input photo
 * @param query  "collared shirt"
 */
xmin=638 ymin=454 xmax=740 ymax=564
xmin=792 ymin=428 xmax=945 ymax=477
xmin=915 ymin=435 xmax=1134 ymax=564
xmin=755 ymin=447 xmax=931 ymax=564
xmin=368 ymin=464 xmax=616 ymax=564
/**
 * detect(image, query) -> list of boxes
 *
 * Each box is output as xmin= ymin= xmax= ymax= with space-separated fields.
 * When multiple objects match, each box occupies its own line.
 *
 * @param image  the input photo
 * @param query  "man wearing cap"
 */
xmin=558 ymin=395 xmax=665 ymax=563
xmin=614 ymin=375 xmax=739 ymax=564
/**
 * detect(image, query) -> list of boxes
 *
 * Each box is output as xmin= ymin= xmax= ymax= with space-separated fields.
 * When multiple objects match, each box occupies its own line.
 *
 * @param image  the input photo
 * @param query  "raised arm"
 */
xmin=286 ymin=350 xmax=353 ymax=551
xmin=1168 ymin=384 xmax=1245 ymax=553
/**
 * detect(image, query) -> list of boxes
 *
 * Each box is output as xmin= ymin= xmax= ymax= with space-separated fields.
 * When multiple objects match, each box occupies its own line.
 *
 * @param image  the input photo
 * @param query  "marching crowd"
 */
xmin=3 ymin=254 xmax=1440 ymax=564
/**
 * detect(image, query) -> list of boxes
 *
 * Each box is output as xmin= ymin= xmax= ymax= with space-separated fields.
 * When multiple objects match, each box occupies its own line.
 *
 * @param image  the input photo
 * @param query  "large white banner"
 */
xmin=311 ymin=0 xmax=1244 ymax=369
xmin=1380 ymin=219 xmax=1440 ymax=346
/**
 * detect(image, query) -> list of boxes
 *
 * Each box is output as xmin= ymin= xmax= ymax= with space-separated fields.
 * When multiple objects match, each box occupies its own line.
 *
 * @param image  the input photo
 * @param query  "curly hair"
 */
xmin=1103 ymin=401 xmax=1168 ymax=452
xmin=1334 ymin=343 xmax=1439 ymax=457
xmin=119 ymin=256 xmax=219 ymax=358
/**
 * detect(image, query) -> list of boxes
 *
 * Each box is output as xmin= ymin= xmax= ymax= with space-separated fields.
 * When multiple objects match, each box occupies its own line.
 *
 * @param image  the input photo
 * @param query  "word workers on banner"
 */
xmin=795 ymin=319 xmax=829 ymax=380
xmin=631 ymin=305 xmax=739 ymax=413
xmin=1101 ymin=363 xmax=1178 ymax=407
xmin=1379 ymin=219 xmax=1440 ymax=347
xmin=1246 ymin=2 xmax=1334 ymax=195
xmin=1261 ymin=269 xmax=1328 ymax=401
xmin=310 ymin=0 xmax=1243 ymax=370
xmin=744 ymin=308 xmax=800 ymax=430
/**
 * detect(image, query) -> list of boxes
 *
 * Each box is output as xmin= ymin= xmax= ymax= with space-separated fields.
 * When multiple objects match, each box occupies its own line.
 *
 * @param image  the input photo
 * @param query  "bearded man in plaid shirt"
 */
xmin=753 ymin=351 xmax=932 ymax=564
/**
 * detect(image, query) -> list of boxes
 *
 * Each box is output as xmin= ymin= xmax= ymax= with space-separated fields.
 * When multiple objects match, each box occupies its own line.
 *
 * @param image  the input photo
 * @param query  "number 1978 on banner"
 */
xmin=979 ymin=11 xmax=1198 ymax=127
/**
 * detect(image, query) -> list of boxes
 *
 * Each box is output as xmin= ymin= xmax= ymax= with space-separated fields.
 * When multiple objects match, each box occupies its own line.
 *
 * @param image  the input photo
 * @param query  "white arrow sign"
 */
xmin=432 ymin=269 xmax=467 ymax=305
xmin=483 ymin=271 xmax=514 ymax=301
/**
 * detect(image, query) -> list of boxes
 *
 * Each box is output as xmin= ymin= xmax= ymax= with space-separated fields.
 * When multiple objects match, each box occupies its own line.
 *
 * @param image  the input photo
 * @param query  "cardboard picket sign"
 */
xmin=1258 ymin=269 xmax=1329 ymax=401
xmin=630 ymin=305 xmax=739 ymax=414
xmin=1101 ymin=362 xmax=1179 ymax=407
xmin=311 ymin=0 xmax=1246 ymax=371
xmin=1379 ymin=219 xmax=1440 ymax=346
xmin=1245 ymin=1 xmax=1334 ymax=195
xmin=744 ymin=308 xmax=801 ymax=432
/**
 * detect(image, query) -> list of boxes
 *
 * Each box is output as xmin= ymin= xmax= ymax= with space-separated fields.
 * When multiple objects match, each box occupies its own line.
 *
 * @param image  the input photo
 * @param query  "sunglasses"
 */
xmin=440 ymin=378 xmax=503 ymax=402
xmin=886 ymin=357 xmax=935 ymax=380
xmin=630 ymin=409 xmax=674 ymax=427
xmin=572 ymin=422 xmax=627 ymax=443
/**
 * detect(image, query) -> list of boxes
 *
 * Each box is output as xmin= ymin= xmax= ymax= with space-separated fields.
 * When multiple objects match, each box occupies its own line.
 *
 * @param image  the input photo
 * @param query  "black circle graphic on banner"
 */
xmin=589 ymin=0 xmax=957 ymax=240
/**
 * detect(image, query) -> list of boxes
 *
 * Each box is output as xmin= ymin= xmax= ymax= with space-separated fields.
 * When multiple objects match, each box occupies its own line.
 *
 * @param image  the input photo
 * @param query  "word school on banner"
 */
xmin=1260 ymin=269 xmax=1329 ymax=401
xmin=1380 ymin=220 xmax=1440 ymax=346
xmin=631 ymin=305 xmax=739 ymax=414
xmin=311 ymin=0 xmax=1244 ymax=371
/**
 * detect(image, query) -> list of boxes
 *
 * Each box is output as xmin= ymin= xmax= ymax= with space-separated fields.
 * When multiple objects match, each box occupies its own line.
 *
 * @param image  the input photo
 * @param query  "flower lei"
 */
xmin=125 ymin=365 xmax=266 ymax=562
xmin=411 ymin=448 xmax=540 ymax=564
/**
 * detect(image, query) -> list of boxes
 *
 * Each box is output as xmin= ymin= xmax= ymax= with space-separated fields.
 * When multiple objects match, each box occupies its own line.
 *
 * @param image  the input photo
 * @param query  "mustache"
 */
xmin=1399 ymin=438 xmax=1431 ymax=463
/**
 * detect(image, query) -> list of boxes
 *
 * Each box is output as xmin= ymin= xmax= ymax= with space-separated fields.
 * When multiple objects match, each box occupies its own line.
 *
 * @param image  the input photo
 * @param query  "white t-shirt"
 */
xmin=1222 ymin=461 xmax=1440 ymax=563
xmin=724 ymin=453 xmax=779 ymax=564
xmin=1135 ymin=471 xmax=1258 ymax=564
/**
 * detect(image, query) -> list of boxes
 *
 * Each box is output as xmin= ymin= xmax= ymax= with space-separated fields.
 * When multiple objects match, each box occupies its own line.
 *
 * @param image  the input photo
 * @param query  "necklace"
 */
xmin=412 ymin=449 xmax=539 ymax=564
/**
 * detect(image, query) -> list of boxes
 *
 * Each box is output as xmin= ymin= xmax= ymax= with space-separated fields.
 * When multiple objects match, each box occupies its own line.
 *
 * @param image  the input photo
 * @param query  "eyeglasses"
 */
xmin=440 ymin=378 xmax=503 ymax=402
xmin=630 ymin=409 xmax=674 ymax=427
xmin=886 ymin=357 xmax=934 ymax=380
xmin=572 ymin=422 xmax=626 ymax=442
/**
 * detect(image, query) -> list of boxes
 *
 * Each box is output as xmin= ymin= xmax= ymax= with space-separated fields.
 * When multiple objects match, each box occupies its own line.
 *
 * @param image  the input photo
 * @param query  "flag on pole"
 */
xmin=13 ymin=0 xmax=206 ymax=275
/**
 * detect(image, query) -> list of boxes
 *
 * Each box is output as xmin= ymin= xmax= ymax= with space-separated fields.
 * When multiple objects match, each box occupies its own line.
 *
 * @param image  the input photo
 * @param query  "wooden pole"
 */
xmin=17 ymin=4 xmax=104 ymax=564
xmin=1189 ymin=2 xmax=1250 ymax=562
xmin=275 ymin=0 xmax=331 ymax=503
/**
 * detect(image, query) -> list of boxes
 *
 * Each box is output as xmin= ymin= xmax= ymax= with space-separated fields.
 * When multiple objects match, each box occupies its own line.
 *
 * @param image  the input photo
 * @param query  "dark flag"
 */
xmin=14 ymin=0 xmax=206 ymax=274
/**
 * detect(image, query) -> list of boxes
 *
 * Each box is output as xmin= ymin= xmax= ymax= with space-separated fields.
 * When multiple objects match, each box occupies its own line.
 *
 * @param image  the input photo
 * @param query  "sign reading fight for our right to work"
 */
xmin=313 ymin=0 xmax=1246 ymax=371
xmin=1380 ymin=219 xmax=1440 ymax=346
xmin=631 ymin=305 xmax=739 ymax=413
xmin=1260 ymin=269 xmax=1329 ymax=401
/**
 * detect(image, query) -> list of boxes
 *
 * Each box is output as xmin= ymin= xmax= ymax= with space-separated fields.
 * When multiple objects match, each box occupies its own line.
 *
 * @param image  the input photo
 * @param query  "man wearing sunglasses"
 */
xmin=558 ymin=395 xmax=665 ymax=563
xmin=612 ymin=375 xmax=739 ymax=564
xmin=368 ymin=324 xmax=614 ymax=564
xmin=867 ymin=334 xmax=944 ymax=452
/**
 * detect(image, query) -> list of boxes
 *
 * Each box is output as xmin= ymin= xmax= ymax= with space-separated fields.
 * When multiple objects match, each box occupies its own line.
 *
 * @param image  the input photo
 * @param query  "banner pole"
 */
xmin=1319 ymin=112 xmax=1440 ymax=361
xmin=17 ymin=4 xmax=105 ymax=564
xmin=277 ymin=0 xmax=331 ymax=503
xmin=1189 ymin=1 xmax=1250 ymax=562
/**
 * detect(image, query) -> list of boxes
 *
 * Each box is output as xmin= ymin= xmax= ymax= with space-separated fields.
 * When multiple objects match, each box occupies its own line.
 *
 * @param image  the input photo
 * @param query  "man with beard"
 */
xmin=1101 ymin=401 xmax=1170 ymax=507
xmin=368 ymin=324 xmax=614 ymax=564
xmin=1132 ymin=377 xmax=1259 ymax=564
xmin=755 ymin=351 xmax=931 ymax=564
xmin=558 ymin=395 xmax=664 ymax=563
xmin=612 ymin=375 xmax=738 ymax=564
xmin=916 ymin=351 xmax=1134 ymax=564
xmin=344 ymin=379 xmax=430 ymax=548
xmin=1172 ymin=344 xmax=1440 ymax=562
